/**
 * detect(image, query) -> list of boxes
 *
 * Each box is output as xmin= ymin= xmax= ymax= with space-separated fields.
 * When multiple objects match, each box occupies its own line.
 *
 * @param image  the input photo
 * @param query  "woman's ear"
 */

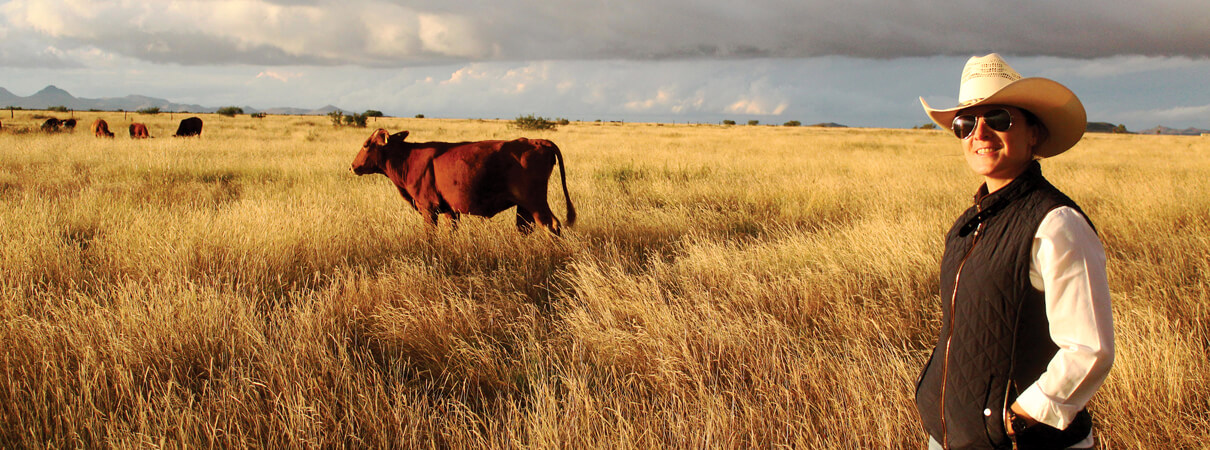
xmin=1030 ymin=123 xmax=1049 ymax=155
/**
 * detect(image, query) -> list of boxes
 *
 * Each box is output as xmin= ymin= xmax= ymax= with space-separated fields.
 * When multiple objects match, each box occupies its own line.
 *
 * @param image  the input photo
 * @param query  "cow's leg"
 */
xmin=422 ymin=209 xmax=439 ymax=227
xmin=531 ymin=205 xmax=562 ymax=236
xmin=515 ymin=206 xmax=535 ymax=234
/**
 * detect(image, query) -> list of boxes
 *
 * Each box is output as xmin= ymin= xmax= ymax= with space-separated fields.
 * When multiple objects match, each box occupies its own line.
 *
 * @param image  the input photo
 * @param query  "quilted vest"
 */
xmin=914 ymin=162 xmax=1092 ymax=449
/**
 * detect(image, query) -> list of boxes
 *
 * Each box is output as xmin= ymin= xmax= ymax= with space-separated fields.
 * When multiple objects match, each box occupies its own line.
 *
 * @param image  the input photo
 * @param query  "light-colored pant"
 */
xmin=927 ymin=436 xmax=943 ymax=450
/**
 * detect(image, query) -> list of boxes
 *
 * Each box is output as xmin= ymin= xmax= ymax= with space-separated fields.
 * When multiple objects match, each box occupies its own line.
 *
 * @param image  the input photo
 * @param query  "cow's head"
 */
xmin=351 ymin=129 xmax=408 ymax=175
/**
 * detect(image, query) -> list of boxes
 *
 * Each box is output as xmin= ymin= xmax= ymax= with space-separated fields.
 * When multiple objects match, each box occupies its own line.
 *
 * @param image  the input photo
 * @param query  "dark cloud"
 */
xmin=2 ymin=0 xmax=1208 ymax=69
xmin=89 ymin=31 xmax=341 ymax=66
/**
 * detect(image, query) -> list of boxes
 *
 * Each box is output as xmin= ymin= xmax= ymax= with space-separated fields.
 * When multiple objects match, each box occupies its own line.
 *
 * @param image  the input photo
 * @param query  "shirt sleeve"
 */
xmin=1018 ymin=206 xmax=1115 ymax=429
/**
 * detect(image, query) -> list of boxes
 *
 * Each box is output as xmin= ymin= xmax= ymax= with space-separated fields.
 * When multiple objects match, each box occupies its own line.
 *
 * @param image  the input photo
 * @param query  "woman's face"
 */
xmin=957 ymin=105 xmax=1040 ymax=192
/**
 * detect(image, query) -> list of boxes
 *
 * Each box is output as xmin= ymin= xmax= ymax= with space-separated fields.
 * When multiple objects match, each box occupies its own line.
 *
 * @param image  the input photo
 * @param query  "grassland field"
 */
xmin=0 ymin=110 xmax=1207 ymax=448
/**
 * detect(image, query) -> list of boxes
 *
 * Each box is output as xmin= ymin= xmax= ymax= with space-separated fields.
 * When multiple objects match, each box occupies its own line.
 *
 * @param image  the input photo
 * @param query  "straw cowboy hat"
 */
xmin=920 ymin=53 xmax=1087 ymax=158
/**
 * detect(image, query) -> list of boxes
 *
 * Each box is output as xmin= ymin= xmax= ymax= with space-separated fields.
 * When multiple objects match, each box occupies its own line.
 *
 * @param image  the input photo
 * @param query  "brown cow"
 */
xmin=91 ymin=119 xmax=114 ymax=138
xmin=129 ymin=123 xmax=151 ymax=138
xmin=173 ymin=117 xmax=203 ymax=137
xmin=350 ymin=129 xmax=576 ymax=234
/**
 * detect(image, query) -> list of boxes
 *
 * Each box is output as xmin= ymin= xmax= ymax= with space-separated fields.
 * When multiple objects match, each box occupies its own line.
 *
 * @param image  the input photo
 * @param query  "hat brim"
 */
xmin=921 ymin=77 xmax=1087 ymax=158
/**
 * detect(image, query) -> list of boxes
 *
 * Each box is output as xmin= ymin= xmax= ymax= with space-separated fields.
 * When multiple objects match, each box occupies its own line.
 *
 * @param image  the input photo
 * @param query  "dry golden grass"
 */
xmin=1 ymin=110 xmax=1207 ymax=448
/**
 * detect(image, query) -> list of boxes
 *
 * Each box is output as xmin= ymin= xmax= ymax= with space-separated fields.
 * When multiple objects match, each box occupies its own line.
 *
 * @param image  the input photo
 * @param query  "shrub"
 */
xmin=251 ymin=112 xmax=267 ymax=119
xmin=914 ymin=123 xmax=938 ymax=130
xmin=217 ymin=106 xmax=243 ymax=117
xmin=364 ymin=110 xmax=384 ymax=118
xmin=328 ymin=110 xmax=344 ymax=126
xmin=747 ymin=120 xmax=759 ymax=126
xmin=512 ymin=114 xmax=557 ymax=131
xmin=784 ymin=120 xmax=801 ymax=127
xmin=137 ymin=107 xmax=161 ymax=114
xmin=557 ymin=118 xmax=571 ymax=126
xmin=330 ymin=110 xmax=368 ymax=127
xmin=48 ymin=105 xmax=69 ymax=112
xmin=415 ymin=114 xmax=425 ymax=119
xmin=722 ymin=120 xmax=736 ymax=125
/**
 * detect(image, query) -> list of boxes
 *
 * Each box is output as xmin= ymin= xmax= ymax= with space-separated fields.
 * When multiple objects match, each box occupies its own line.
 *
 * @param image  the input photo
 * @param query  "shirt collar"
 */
xmin=959 ymin=161 xmax=1044 ymax=237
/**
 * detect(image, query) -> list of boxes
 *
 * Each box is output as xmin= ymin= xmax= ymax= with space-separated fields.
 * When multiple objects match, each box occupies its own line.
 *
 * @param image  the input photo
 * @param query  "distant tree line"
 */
xmin=328 ymin=110 xmax=385 ymax=128
xmin=512 ymin=114 xmax=570 ymax=131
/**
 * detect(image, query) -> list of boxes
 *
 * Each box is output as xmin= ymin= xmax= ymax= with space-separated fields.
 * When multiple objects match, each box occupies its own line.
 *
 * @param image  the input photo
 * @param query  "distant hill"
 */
xmin=261 ymin=105 xmax=344 ymax=115
xmin=1083 ymin=122 xmax=1210 ymax=135
xmin=1086 ymin=122 xmax=1125 ymax=133
xmin=809 ymin=122 xmax=848 ymax=128
xmin=0 ymin=87 xmax=21 ymax=105
xmin=0 ymin=85 xmax=345 ymax=116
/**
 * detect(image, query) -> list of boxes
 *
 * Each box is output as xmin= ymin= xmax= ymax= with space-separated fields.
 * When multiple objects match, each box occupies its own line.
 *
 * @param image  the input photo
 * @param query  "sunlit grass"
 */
xmin=1 ymin=111 xmax=1207 ymax=447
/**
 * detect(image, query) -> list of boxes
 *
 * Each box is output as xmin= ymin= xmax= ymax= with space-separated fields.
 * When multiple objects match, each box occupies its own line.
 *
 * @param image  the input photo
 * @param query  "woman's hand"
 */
xmin=1006 ymin=402 xmax=1039 ymax=437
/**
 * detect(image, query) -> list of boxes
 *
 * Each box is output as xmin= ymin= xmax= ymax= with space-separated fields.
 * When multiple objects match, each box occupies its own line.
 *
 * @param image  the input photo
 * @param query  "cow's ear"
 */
xmin=371 ymin=128 xmax=390 ymax=146
xmin=391 ymin=131 xmax=409 ymax=142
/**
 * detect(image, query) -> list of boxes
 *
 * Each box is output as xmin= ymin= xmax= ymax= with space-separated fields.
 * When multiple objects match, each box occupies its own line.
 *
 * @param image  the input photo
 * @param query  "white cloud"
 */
xmin=622 ymin=88 xmax=708 ymax=113
xmin=417 ymin=13 xmax=493 ymax=58
xmin=255 ymin=70 xmax=302 ymax=82
xmin=441 ymin=65 xmax=488 ymax=85
xmin=726 ymin=98 xmax=789 ymax=115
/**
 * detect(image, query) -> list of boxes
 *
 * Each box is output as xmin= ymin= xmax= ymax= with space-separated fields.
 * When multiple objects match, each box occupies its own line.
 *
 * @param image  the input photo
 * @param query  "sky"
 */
xmin=1 ymin=0 xmax=1209 ymax=130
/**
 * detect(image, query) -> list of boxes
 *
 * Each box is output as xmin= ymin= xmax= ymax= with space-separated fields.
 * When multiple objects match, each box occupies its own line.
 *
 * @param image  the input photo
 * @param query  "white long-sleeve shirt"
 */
xmin=1018 ymin=206 xmax=1115 ymax=444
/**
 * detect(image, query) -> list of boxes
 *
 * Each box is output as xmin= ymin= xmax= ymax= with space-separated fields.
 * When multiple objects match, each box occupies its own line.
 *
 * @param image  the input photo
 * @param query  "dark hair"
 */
xmin=1017 ymin=108 xmax=1049 ymax=155
xmin=1019 ymin=108 xmax=1043 ymax=129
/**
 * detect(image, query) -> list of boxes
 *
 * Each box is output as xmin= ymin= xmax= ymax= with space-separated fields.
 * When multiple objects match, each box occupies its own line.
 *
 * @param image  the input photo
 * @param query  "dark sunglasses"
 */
xmin=952 ymin=108 xmax=1013 ymax=139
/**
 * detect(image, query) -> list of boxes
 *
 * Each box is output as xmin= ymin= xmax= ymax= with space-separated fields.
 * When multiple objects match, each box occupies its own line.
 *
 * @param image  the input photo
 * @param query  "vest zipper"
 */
xmin=941 ymin=210 xmax=984 ymax=449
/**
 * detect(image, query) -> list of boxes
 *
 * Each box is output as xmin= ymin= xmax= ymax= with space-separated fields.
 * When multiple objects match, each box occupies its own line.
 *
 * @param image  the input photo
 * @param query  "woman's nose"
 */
xmin=970 ymin=117 xmax=995 ymax=139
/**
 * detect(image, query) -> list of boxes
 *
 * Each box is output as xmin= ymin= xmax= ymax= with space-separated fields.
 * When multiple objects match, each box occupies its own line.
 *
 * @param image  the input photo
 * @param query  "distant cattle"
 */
xmin=92 ymin=119 xmax=115 ymax=138
xmin=129 ymin=123 xmax=151 ymax=138
xmin=350 ymin=129 xmax=576 ymax=234
xmin=173 ymin=117 xmax=203 ymax=137
xmin=41 ymin=118 xmax=62 ymax=132
xmin=62 ymin=118 xmax=77 ymax=131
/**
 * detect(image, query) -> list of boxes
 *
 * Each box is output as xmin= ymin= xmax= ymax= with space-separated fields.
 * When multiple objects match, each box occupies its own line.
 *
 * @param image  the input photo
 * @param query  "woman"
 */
xmin=914 ymin=54 xmax=1115 ymax=449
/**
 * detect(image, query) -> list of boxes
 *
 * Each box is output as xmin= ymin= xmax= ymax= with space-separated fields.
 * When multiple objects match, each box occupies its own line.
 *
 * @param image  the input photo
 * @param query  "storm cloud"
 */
xmin=2 ymin=0 xmax=1208 ymax=67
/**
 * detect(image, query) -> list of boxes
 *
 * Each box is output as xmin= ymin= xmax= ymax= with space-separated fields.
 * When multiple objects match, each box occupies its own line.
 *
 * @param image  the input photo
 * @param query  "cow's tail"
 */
xmin=552 ymin=143 xmax=576 ymax=227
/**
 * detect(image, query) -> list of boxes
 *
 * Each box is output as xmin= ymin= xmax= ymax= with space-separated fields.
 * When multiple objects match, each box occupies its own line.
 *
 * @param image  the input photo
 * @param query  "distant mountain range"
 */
xmin=1055 ymin=121 xmax=1210 ymax=136
xmin=0 ymin=85 xmax=344 ymax=116
xmin=1134 ymin=125 xmax=1210 ymax=136
xmin=4 ymin=85 xmax=1208 ymax=133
